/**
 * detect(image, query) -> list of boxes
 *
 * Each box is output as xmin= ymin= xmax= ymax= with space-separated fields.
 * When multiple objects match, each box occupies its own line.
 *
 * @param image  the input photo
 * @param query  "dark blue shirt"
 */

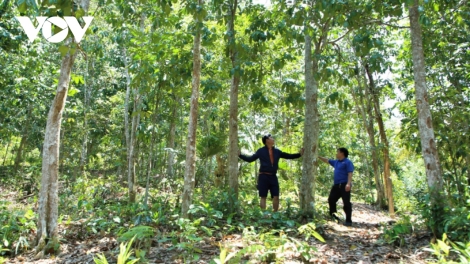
xmin=329 ymin=158 xmax=354 ymax=184
xmin=239 ymin=146 xmax=301 ymax=175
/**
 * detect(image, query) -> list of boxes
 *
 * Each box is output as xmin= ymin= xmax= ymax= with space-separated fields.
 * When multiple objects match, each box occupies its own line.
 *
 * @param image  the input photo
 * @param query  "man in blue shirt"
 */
xmin=319 ymin=148 xmax=354 ymax=226
xmin=239 ymin=134 xmax=304 ymax=212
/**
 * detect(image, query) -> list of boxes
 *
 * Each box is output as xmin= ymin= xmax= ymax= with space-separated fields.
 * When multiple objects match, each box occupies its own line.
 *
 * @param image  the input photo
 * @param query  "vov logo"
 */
xmin=15 ymin=16 xmax=93 ymax=43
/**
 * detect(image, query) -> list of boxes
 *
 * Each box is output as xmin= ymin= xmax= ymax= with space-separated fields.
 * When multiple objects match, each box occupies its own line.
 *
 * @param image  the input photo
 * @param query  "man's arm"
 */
xmin=345 ymin=160 xmax=354 ymax=191
xmin=239 ymin=150 xmax=259 ymax=162
xmin=346 ymin=172 xmax=353 ymax=191
xmin=318 ymin=156 xmax=330 ymax=164
xmin=280 ymin=148 xmax=304 ymax=159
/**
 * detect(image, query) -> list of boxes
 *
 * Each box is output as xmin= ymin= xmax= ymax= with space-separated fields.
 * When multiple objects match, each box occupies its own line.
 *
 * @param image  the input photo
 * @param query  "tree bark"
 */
xmin=409 ymin=0 xmax=444 ymax=234
xmin=467 ymin=155 xmax=470 ymax=187
xmin=36 ymin=48 xmax=76 ymax=256
xmin=35 ymin=2 xmax=91 ymax=256
xmin=123 ymin=47 xmax=131 ymax=184
xmin=215 ymin=154 xmax=225 ymax=187
xmin=351 ymin=83 xmax=385 ymax=208
xmin=2 ymin=137 xmax=11 ymax=166
xmin=128 ymin=88 xmax=141 ymax=203
xmin=181 ymin=0 xmax=202 ymax=218
xmin=14 ymin=132 xmax=27 ymax=172
xmin=364 ymin=63 xmax=395 ymax=217
xmin=122 ymin=47 xmax=140 ymax=203
xmin=227 ymin=0 xmax=240 ymax=206
xmin=79 ymin=58 xmax=91 ymax=175
xmin=300 ymin=32 xmax=320 ymax=216
xmin=166 ymin=101 xmax=177 ymax=178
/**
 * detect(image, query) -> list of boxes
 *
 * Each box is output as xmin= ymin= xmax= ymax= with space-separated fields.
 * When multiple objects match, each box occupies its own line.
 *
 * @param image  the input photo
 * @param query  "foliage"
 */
xmin=225 ymin=224 xmax=322 ymax=263
xmin=0 ymin=0 xmax=469 ymax=262
xmin=94 ymin=236 xmax=139 ymax=264
xmin=418 ymin=192 xmax=470 ymax=242
xmin=118 ymin=226 xmax=154 ymax=260
xmin=0 ymin=202 xmax=35 ymax=256
xmin=170 ymin=217 xmax=205 ymax=263
xmin=187 ymin=202 xmax=223 ymax=226
xmin=426 ymin=233 xmax=470 ymax=263
xmin=382 ymin=215 xmax=414 ymax=247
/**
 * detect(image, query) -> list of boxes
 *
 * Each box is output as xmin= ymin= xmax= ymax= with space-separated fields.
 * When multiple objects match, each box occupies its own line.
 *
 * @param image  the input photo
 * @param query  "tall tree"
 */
xmin=300 ymin=29 xmax=319 ymax=215
xmin=166 ymin=99 xmax=178 ymax=178
xmin=36 ymin=0 xmax=91 ymax=255
xmin=227 ymin=0 xmax=240 ymax=206
xmin=350 ymin=77 xmax=385 ymax=208
xmin=365 ymin=63 xmax=395 ymax=217
xmin=408 ymin=0 xmax=444 ymax=234
xmin=122 ymin=47 xmax=140 ymax=203
xmin=181 ymin=0 xmax=205 ymax=218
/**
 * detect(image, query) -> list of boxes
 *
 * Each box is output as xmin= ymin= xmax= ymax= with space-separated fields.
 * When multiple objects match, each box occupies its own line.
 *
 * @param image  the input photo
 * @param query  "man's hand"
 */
xmin=345 ymin=184 xmax=351 ymax=192
xmin=300 ymin=148 xmax=304 ymax=156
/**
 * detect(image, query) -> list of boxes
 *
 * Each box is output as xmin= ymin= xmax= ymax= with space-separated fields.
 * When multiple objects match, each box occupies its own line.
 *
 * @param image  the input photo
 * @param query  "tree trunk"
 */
xmin=2 ymin=137 xmax=12 ymax=166
xmin=215 ymin=154 xmax=225 ymax=187
xmin=467 ymin=155 xmax=470 ymax=187
xmin=123 ymin=47 xmax=140 ymax=203
xmin=123 ymin=48 xmax=131 ymax=185
xmin=144 ymin=93 xmax=160 ymax=209
xmin=128 ymin=91 xmax=141 ymax=203
xmin=14 ymin=132 xmax=27 ymax=172
xmin=365 ymin=63 xmax=395 ymax=218
xmin=79 ymin=58 xmax=91 ymax=175
xmin=35 ymin=48 xmax=76 ymax=256
xmin=351 ymin=83 xmax=385 ymax=208
xmin=166 ymin=102 xmax=177 ymax=178
xmin=363 ymin=84 xmax=385 ymax=208
xmin=181 ymin=2 xmax=202 ymax=218
xmin=300 ymin=32 xmax=320 ymax=216
xmin=409 ymin=0 xmax=444 ymax=235
xmin=227 ymin=0 xmax=240 ymax=207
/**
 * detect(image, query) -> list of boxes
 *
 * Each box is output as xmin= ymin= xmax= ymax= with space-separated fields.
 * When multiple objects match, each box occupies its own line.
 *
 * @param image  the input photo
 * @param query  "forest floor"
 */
xmin=2 ymin=186 xmax=435 ymax=264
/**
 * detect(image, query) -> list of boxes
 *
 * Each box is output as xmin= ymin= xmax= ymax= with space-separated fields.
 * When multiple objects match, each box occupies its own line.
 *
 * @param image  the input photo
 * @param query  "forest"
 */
xmin=0 ymin=0 xmax=469 ymax=263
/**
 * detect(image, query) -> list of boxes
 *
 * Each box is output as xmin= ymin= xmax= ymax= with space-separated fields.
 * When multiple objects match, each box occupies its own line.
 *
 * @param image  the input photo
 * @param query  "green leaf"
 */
xmin=59 ymin=45 xmax=69 ymax=56
xmin=76 ymin=8 xmax=85 ymax=18
xmin=68 ymin=87 xmax=79 ymax=97
xmin=18 ymin=2 xmax=27 ymax=12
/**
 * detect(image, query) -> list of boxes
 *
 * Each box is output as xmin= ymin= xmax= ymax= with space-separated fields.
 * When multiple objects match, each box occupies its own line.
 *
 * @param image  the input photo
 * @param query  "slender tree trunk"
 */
xmin=363 ymin=84 xmax=386 ymax=208
xmin=128 ymin=93 xmax=141 ymax=203
xmin=409 ymin=0 xmax=444 ymax=235
xmin=227 ymin=0 xmax=240 ymax=205
xmin=123 ymin=48 xmax=131 ymax=185
xmin=181 ymin=1 xmax=202 ymax=218
xmin=166 ymin=102 xmax=177 ymax=178
xmin=351 ymin=84 xmax=385 ymax=207
xmin=357 ymin=79 xmax=386 ymax=208
xmin=215 ymin=154 xmax=225 ymax=187
xmin=144 ymin=95 xmax=160 ymax=208
xmin=466 ymin=155 xmax=470 ymax=187
xmin=123 ymin=47 xmax=140 ymax=203
xmin=14 ymin=132 xmax=27 ymax=172
xmin=365 ymin=63 xmax=395 ymax=217
xmin=300 ymin=32 xmax=320 ymax=216
xmin=35 ymin=47 xmax=76 ymax=256
xmin=2 ymin=137 xmax=12 ymax=166
xmin=79 ymin=58 xmax=91 ymax=175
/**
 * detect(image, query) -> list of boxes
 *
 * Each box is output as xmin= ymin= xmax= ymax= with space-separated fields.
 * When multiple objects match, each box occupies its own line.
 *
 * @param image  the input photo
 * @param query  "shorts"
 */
xmin=257 ymin=174 xmax=279 ymax=198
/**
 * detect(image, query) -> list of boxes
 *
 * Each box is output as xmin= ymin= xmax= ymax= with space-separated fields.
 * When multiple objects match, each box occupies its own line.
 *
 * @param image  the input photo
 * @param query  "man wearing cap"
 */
xmin=238 ymin=134 xmax=304 ymax=212
xmin=319 ymin=148 xmax=354 ymax=226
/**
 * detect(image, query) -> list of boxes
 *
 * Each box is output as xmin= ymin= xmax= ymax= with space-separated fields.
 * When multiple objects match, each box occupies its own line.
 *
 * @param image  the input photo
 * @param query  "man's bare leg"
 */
xmin=273 ymin=196 xmax=279 ymax=212
xmin=260 ymin=197 xmax=267 ymax=210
